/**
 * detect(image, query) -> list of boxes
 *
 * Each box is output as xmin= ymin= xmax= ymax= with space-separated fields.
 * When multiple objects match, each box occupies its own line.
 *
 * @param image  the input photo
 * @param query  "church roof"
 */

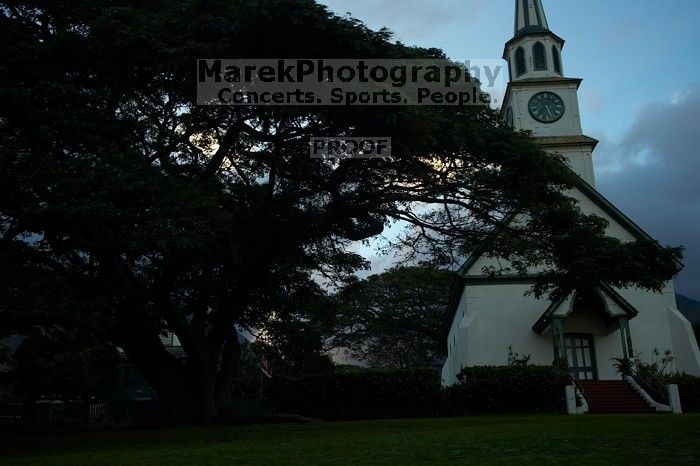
xmin=443 ymin=173 xmax=670 ymax=337
xmin=532 ymin=283 xmax=640 ymax=334
xmin=503 ymin=0 xmax=565 ymax=58
xmin=458 ymin=175 xmax=659 ymax=278
xmin=514 ymin=0 xmax=550 ymax=38
xmin=572 ymin=176 xmax=656 ymax=243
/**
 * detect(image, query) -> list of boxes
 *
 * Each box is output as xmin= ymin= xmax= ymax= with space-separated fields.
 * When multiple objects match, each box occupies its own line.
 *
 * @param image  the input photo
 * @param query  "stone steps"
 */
xmin=578 ymin=380 xmax=656 ymax=414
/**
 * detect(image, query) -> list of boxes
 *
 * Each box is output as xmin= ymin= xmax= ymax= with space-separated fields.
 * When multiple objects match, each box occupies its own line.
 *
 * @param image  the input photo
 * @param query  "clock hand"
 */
xmin=545 ymin=105 xmax=553 ymax=118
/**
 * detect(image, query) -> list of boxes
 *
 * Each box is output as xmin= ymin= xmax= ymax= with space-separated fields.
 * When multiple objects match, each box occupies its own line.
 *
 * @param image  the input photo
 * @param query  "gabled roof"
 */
xmin=456 ymin=211 xmax=518 ymax=277
xmin=461 ymin=176 xmax=659 ymax=278
xmin=532 ymin=283 xmax=639 ymax=334
xmin=572 ymin=177 xmax=656 ymax=243
xmin=599 ymin=282 xmax=640 ymax=317
xmin=444 ymin=173 xmax=667 ymax=336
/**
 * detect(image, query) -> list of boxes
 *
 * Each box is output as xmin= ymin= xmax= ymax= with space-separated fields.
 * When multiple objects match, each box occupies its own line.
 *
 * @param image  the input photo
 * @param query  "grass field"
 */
xmin=2 ymin=415 xmax=700 ymax=465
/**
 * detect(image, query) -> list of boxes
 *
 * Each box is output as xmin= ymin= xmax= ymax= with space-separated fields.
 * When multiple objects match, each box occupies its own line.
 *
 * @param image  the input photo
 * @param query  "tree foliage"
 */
xmin=0 ymin=0 xmax=682 ymax=423
xmin=250 ymin=272 xmax=336 ymax=377
xmin=8 ymin=331 xmax=119 ymax=398
xmin=334 ymin=267 xmax=450 ymax=368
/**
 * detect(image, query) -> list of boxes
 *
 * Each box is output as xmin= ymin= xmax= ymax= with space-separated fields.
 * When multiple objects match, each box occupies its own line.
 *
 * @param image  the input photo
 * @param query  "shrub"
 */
xmin=668 ymin=373 xmax=700 ymax=412
xmin=266 ymin=365 xmax=568 ymax=420
xmin=265 ymin=368 xmax=442 ymax=420
xmin=611 ymin=357 xmax=635 ymax=378
xmin=637 ymin=371 xmax=700 ymax=412
xmin=616 ymin=349 xmax=700 ymax=411
xmin=446 ymin=365 xmax=567 ymax=415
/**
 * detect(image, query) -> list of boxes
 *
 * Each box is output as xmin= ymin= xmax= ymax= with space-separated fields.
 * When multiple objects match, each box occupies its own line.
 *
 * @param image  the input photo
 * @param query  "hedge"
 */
xmin=669 ymin=373 xmax=700 ymax=412
xmin=265 ymin=365 xmax=568 ymax=421
xmin=634 ymin=368 xmax=700 ymax=413
xmin=446 ymin=365 xmax=567 ymax=415
xmin=265 ymin=368 xmax=442 ymax=420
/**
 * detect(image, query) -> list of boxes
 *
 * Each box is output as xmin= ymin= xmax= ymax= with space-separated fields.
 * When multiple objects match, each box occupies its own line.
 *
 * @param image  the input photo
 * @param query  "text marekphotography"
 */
xmin=197 ymin=59 xmax=505 ymax=106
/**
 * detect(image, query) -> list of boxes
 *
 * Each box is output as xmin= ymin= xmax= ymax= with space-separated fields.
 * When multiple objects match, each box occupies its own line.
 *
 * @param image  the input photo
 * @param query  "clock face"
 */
xmin=528 ymin=91 xmax=565 ymax=123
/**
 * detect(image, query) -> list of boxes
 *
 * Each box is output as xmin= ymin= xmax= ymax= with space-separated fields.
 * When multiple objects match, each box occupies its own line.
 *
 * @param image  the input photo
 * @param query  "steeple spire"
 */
xmin=514 ymin=0 xmax=550 ymax=37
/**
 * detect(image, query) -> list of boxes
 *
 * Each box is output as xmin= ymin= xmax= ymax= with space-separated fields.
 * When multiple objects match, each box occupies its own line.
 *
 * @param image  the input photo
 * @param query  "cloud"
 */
xmin=595 ymin=82 xmax=700 ymax=298
xmin=579 ymin=88 xmax=607 ymax=116
xmin=600 ymin=19 xmax=642 ymax=49
xmin=320 ymin=0 xmax=477 ymax=41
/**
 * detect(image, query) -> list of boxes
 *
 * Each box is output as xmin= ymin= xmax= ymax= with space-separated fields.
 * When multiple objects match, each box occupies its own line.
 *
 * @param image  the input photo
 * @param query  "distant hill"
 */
xmin=676 ymin=294 xmax=700 ymax=325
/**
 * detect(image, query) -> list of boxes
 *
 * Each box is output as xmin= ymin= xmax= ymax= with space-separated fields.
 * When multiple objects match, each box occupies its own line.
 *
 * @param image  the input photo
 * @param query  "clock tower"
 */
xmin=501 ymin=0 xmax=598 ymax=186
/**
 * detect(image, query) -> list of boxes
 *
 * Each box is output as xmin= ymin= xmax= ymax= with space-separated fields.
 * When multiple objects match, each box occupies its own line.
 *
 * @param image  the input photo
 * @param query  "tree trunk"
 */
xmin=215 ymin=332 xmax=242 ymax=420
xmin=119 ymin=336 xmax=245 ymax=424
xmin=112 ymin=298 xmax=244 ymax=424
xmin=186 ymin=352 xmax=221 ymax=424
xmin=116 ymin=332 xmax=194 ymax=424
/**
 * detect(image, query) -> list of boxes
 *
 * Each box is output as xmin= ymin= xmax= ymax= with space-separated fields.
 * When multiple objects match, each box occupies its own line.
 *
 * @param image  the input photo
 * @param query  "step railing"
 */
xmin=625 ymin=376 xmax=682 ymax=414
xmin=565 ymin=369 xmax=588 ymax=415
xmin=566 ymin=375 xmax=683 ymax=415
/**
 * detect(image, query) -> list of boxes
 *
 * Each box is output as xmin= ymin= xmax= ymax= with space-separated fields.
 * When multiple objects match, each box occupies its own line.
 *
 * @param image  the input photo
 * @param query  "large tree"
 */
xmin=250 ymin=270 xmax=336 ymax=378
xmin=0 ymin=0 xmax=681 ymax=423
xmin=334 ymin=266 xmax=450 ymax=368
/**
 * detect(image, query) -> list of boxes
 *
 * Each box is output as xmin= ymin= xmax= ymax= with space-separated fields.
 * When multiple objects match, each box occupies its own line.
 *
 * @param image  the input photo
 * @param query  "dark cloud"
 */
xmin=595 ymin=82 xmax=700 ymax=298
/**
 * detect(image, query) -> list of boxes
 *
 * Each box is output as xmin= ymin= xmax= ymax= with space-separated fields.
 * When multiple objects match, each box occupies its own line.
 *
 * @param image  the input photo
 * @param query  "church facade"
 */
xmin=442 ymin=0 xmax=700 ymax=385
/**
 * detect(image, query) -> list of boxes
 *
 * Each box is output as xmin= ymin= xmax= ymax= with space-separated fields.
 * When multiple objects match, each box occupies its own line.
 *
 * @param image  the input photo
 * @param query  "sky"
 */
xmin=318 ymin=0 xmax=700 ymax=299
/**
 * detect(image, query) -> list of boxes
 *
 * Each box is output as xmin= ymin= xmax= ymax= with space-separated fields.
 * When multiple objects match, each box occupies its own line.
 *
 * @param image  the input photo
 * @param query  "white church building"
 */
xmin=442 ymin=0 xmax=700 ymax=386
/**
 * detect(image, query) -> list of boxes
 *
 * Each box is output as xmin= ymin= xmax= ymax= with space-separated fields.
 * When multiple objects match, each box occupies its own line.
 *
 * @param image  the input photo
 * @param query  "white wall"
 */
xmin=505 ymin=35 xmax=563 ymax=81
xmin=550 ymin=145 xmax=596 ymax=187
xmin=507 ymin=83 xmax=583 ymax=138
xmin=444 ymin=283 xmax=555 ymax=385
xmin=667 ymin=306 xmax=700 ymax=376
xmin=441 ymin=280 xmax=700 ymax=385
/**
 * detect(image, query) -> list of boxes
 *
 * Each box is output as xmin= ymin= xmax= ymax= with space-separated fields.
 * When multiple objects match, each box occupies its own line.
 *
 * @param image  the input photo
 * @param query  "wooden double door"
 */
xmin=564 ymin=334 xmax=597 ymax=380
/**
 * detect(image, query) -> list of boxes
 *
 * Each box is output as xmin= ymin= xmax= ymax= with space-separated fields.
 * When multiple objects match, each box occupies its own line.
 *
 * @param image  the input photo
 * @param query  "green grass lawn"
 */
xmin=2 ymin=415 xmax=700 ymax=465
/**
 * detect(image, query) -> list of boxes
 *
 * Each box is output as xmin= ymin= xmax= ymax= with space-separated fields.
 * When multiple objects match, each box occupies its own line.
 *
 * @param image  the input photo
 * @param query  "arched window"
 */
xmin=533 ymin=42 xmax=547 ymax=71
xmin=515 ymin=47 xmax=526 ymax=76
xmin=552 ymin=45 xmax=562 ymax=74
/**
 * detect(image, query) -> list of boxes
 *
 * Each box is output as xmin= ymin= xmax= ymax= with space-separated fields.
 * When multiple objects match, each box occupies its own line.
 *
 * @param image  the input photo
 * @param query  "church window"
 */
xmin=533 ymin=42 xmax=547 ymax=70
xmin=552 ymin=45 xmax=562 ymax=74
xmin=515 ymin=47 xmax=526 ymax=76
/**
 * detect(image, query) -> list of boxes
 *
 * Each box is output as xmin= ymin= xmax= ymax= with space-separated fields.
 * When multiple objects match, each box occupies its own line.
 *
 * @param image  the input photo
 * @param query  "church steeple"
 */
xmin=501 ymin=0 xmax=599 ymax=186
xmin=514 ymin=0 xmax=550 ymax=37
xmin=504 ymin=0 xmax=564 ymax=82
